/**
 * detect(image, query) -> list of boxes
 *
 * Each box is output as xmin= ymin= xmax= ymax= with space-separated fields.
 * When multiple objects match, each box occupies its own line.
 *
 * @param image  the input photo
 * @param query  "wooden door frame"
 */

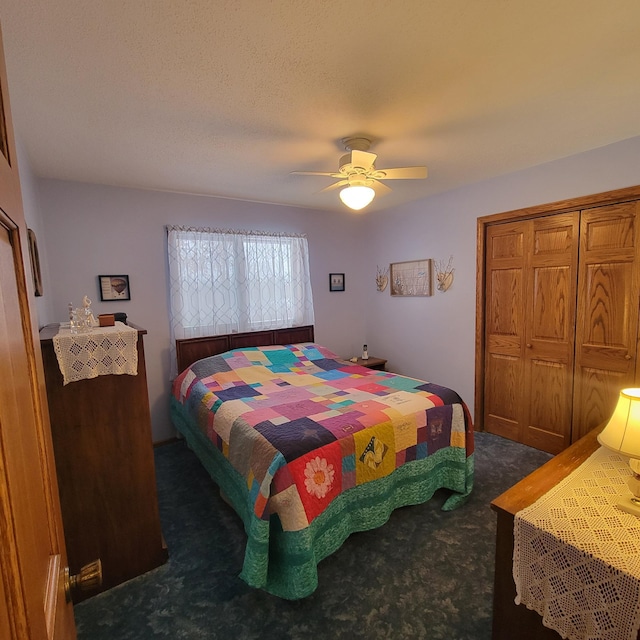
xmin=0 ymin=20 xmax=76 ymax=638
xmin=474 ymin=184 xmax=640 ymax=433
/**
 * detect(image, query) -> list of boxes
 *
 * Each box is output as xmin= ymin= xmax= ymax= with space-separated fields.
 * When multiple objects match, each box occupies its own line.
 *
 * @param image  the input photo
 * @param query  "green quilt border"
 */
xmin=170 ymin=396 xmax=474 ymax=599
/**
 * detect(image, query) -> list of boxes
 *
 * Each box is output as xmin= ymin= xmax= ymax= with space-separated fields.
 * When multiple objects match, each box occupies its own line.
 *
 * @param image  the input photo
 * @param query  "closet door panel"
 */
xmin=485 ymin=352 xmax=521 ymax=439
xmin=527 ymin=358 xmax=572 ymax=450
xmin=522 ymin=213 xmax=579 ymax=453
xmin=580 ymin=261 xmax=636 ymax=358
xmin=573 ymin=203 xmax=640 ymax=441
xmin=530 ymin=264 xmax=574 ymax=353
xmin=484 ymin=222 xmax=526 ymax=441
xmin=574 ymin=366 xmax=629 ymax=436
xmin=487 ymin=267 xmax=522 ymax=355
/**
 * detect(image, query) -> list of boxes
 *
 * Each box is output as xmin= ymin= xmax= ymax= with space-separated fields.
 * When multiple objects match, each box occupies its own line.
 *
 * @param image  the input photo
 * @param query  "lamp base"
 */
xmin=617 ymin=496 xmax=640 ymax=517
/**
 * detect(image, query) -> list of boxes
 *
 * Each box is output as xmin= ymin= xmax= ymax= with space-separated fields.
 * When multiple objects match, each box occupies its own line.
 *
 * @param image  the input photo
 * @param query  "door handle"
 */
xmin=64 ymin=559 xmax=102 ymax=602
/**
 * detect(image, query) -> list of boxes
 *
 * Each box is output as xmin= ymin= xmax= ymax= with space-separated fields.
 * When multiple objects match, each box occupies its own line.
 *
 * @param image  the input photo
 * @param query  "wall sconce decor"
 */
xmin=376 ymin=265 xmax=389 ymax=292
xmin=434 ymin=256 xmax=455 ymax=292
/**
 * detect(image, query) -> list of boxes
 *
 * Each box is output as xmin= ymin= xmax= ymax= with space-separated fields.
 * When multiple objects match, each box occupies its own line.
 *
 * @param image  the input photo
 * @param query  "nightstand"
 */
xmin=352 ymin=356 xmax=387 ymax=371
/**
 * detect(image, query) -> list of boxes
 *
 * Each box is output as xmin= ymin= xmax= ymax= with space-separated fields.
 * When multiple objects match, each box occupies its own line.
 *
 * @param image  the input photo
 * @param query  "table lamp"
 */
xmin=597 ymin=388 xmax=640 ymax=516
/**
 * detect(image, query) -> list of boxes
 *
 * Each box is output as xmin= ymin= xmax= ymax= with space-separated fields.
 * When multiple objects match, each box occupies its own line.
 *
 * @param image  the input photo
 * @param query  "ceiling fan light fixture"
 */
xmin=291 ymin=134 xmax=427 ymax=211
xmin=339 ymin=185 xmax=375 ymax=211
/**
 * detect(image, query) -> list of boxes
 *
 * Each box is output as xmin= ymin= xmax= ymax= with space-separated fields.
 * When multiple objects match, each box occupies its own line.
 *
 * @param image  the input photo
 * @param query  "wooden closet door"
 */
xmin=523 ymin=213 xmax=579 ymax=452
xmin=572 ymin=202 xmax=640 ymax=441
xmin=484 ymin=221 xmax=527 ymax=443
xmin=484 ymin=213 xmax=578 ymax=453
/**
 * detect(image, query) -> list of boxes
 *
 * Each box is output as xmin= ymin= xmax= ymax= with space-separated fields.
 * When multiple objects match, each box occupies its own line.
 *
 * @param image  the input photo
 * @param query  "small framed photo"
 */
xmin=329 ymin=273 xmax=345 ymax=292
xmin=99 ymin=275 xmax=131 ymax=301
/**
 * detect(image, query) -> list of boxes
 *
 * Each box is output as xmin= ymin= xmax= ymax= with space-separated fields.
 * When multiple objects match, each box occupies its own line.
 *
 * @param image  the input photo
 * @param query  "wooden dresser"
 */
xmin=39 ymin=323 xmax=167 ymax=601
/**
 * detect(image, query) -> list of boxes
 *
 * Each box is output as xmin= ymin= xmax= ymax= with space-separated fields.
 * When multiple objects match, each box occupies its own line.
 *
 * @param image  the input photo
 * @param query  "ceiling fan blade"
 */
xmin=371 ymin=179 xmax=392 ymax=196
xmin=375 ymin=166 xmax=428 ymax=180
xmin=291 ymin=171 xmax=343 ymax=177
xmin=318 ymin=180 xmax=349 ymax=193
xmin=350 ymin=150 xmax=377 ymax=169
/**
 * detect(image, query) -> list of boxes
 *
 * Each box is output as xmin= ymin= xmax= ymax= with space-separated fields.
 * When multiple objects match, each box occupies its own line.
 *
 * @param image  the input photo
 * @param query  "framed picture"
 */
xmin=27 ymin=228 xmax=43 ymax=297
xmin=329 ymin=273 xmax=345 ymax=292
xmin=390 ymin=259 xmax=433 ymax=296
xmin=99 ymin=275 xmax=131 ymax=301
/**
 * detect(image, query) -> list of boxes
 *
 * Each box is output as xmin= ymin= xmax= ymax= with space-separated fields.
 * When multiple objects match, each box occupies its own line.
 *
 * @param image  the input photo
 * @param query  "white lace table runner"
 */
xmin=52 ymin=322 xmax=138 ymax=385
xmin=514 ymin=446 xmax=640 ymax=640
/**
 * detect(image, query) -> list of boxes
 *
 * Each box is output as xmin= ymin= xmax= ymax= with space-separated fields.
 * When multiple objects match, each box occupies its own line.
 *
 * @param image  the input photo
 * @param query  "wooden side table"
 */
xmin=352 ymin=356 xmax=387 ymax=371
xmin=488 ymin=424 xmax=640 ymax=640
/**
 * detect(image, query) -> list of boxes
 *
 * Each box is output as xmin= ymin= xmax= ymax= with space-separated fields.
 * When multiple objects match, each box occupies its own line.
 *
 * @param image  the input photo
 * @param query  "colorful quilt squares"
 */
xmin=173 ymin=342 xmax=473 ymax=531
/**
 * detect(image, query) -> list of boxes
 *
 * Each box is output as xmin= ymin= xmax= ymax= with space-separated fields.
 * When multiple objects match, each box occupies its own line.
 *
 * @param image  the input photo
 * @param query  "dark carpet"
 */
xmin=74 ymin=432 xmax=551 ymax=640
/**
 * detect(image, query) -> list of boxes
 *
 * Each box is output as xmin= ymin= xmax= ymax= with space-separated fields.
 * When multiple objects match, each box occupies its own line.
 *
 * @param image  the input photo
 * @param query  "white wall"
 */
xmin=37 ymin=181 xmax=368 ymax=441
xmin=364 ymin=136 xmax=640 ymax=423
xmin=26 ymin=136 xmax=640 ymax=441
xmin=16 ymin=139 xmax=55 ymax=325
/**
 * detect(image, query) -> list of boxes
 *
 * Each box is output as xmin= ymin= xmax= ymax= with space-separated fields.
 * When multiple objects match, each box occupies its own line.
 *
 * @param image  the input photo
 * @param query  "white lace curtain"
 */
xmin=167 ymin=226 xmax=315 ymax=377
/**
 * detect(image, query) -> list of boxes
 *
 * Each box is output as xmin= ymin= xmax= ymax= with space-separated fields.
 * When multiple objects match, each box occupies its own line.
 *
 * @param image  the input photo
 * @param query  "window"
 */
xmin=167 ymin=226 xmax=315 ymax=377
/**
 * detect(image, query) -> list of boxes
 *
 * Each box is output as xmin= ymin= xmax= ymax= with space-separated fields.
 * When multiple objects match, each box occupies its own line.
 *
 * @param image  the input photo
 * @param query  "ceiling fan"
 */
xmin=291 ymin=136 xmax=428 ymax=211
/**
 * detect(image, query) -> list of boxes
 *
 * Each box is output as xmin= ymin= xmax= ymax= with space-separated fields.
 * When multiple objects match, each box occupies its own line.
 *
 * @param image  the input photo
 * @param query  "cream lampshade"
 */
xmin=597 ymin=388 xmax=640 ymax=516
xmin=339 ymin=185 xmax=375 ymax=211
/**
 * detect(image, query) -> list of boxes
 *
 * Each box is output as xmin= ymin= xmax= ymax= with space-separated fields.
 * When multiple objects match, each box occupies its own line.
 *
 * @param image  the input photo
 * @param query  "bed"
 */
xmin=170 ymin=326 xmax=474 ymax=599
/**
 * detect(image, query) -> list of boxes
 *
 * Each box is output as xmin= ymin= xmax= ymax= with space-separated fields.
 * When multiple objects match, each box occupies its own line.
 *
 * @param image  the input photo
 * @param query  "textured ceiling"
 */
xmin=1 ymin=0 xmax=639 ymax=213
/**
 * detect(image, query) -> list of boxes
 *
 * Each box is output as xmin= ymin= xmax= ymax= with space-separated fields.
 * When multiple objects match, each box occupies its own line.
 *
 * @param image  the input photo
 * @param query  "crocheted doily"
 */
xmin=52 ymin=322 xmax=138 ymax=385
xmin=514 ymin=446 xmax=640 ymax=640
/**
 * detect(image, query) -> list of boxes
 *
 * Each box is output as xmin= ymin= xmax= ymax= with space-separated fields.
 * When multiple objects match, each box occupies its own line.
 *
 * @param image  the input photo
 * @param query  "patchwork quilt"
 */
xmin=171 ymin=342 xmax=474 ymax=598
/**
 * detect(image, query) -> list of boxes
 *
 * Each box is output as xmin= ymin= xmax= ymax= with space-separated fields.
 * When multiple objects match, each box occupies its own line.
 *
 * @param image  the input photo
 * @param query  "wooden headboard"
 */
xmin=176 ymin=325 xmax=315 ymax=374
